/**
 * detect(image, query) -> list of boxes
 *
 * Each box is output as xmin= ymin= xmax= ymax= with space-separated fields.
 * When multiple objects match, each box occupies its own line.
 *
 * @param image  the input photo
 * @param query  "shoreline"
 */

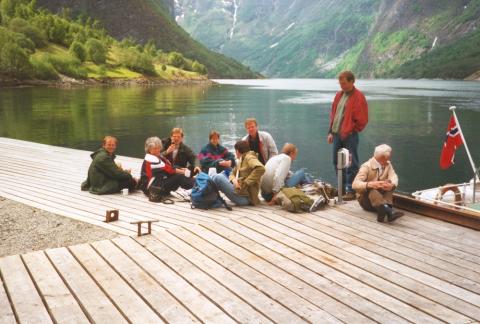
xmin=0 ymin=75 xmax=215 ymax=88
xmin=0 ymin=195 xmax=119 ymax=257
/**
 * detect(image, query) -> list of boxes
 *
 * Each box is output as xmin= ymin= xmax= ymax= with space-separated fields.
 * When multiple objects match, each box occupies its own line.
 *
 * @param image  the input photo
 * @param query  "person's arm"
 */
xmin=272 ymin=158 xmax=291 ymax=193
xmin=352 ymin=165 xmax=369 ymax=192
xmin=353 ymin=92 xmax=369 ymax=132
xmin=266 ymin=133 xmax=278 ymax=158
xmin=198 ymin=149 xmax=216 ymax=170
xmin=243 ymin=157 xmax=266 ymax=187
xmin=96 ymin=155 xmax=132 ymax=180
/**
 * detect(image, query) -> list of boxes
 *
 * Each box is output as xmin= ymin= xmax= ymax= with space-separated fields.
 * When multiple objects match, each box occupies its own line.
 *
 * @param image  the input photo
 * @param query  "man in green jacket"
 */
xmin=81 ymin=136 xmax=137 ymax=195
xmin=212 ymin=140 xmax=265 ymax=205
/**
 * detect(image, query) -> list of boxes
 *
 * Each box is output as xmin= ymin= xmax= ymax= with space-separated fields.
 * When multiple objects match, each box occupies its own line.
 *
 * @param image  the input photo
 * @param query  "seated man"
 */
xmin=81 ymin=136 xmax=137 ymax=195
xmin=261 ymin=143 xmax=312 ymax=205
xmin=161 ymin=127 xmax=200 ymax=175
xmin=352 ymin=144 xmax=404 ymax=223
xmin=242 ymin=117 xmax=278 ymax=165
xmin=140 ymin=136 xmax=193 ymax=195
xmin=198 ymin=130 xmax=235 ymax=174
xmin=212 ymin=140 xmax=265 ymax=206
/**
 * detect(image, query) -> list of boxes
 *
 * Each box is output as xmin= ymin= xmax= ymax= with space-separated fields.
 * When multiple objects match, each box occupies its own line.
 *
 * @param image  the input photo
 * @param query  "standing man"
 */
xmin=161 ymin=127 xmax=200 ymax=175
xmin=327 ymin=71 xmax=368 ymax=200
xmin=242 ymin=117 xmax=278 ymax=165
xmin=352 ymin=144 xmax=404 ymax=223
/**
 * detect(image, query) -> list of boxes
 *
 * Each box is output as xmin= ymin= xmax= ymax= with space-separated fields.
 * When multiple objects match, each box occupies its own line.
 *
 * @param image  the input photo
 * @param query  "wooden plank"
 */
xmin=306 ymin=211 xmax=480 ymax=307
xmin=237 ymin=214 xmax=478 ymax=323
xmin=112 ymin=236 xmax=235 ymax=323
xmin=336 ymin=203 xmax=480 ymax=258
xmin=21 ymin=251 xmax=89 ymax=324
xmin=0 ymin=275 xmax=16 ymax=324
xmin=325 ymin=206 xmax=480 ymax=266
xmin=159 ymin=228 xmax=307 ymax=323
xmin=166 ymin=226 xmax=355 ymax=323
xmin=205 ymin=219 xmax=442 ymax=324
xmin=263 ymin=211 xmax=480 ymax=320
xmin=137 ymin=236 xmax=275 ymax=323
xmin=0 ymin=255 xmax=53 ymax=323
xmin=90 ymin=239 xmax=198 ymax=323
xmin=45 ymin=247 xmax=128 ymax=323
xmin=68 ymin=243 xmax=162 ymax=323
xmin=184 ymin=223 xmax=377 ymax=323
xmin=0 ymin=185 xmax=135 ymax=236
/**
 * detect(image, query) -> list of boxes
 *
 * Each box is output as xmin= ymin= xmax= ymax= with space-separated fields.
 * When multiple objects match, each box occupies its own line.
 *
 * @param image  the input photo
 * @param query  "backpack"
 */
xmin=146 ymin=177 xmax=174 ymax=204
xmin=276 ymin=187 xmax=314 ymax=213
xmin=191 ymin=172 xmax=232 ymax=210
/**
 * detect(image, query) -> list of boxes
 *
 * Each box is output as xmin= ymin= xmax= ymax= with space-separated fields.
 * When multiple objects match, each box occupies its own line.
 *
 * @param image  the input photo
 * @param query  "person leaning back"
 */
xmin=242 ymin=117 xmax=278 ymax=165
xmin=81 ymin=136 xmax=137 ymax=195
xmin=327 ymin=70 xmax=368 ymax=200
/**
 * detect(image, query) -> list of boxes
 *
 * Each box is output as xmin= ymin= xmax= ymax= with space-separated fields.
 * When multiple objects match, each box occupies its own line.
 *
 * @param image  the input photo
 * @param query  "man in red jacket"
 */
xmin=327 ymin=71 xmax=368 ymax=200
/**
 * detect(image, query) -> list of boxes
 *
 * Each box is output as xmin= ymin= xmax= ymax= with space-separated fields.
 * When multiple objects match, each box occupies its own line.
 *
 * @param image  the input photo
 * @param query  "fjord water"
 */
xmin=1 ymin=79 xmax=479 ymax=193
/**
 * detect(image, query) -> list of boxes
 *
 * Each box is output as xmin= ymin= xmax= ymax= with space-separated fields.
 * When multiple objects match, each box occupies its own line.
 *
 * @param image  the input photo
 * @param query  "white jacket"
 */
xmin=261 ymin=153 xmax=291 ymax=194
xmin=242 ymin=131 xmax=278 ymax=164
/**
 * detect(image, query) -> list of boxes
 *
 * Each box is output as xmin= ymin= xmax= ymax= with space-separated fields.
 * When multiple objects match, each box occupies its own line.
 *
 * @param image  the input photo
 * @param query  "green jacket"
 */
xmin=229 ymin=151 xmax=265 ymax=205
xmin=81 ymin=148 xmax=133 ymax=195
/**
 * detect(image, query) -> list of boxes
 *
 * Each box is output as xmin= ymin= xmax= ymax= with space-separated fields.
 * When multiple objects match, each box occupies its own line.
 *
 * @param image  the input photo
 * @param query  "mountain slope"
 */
xmin=175 ymin=0 xmax=480 ymax=79
xmin=36 ymin=0 xmax=258 ymax=78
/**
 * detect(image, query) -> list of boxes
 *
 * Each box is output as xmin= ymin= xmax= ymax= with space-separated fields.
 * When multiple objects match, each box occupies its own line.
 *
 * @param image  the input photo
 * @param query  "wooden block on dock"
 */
xmin=130 ymin=219 xmax=159 ymax=236
xmin=105 ymin=209 xmax=119 ymax=223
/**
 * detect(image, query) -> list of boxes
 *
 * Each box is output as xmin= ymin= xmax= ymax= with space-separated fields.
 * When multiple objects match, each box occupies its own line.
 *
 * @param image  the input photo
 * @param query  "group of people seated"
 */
xmin=81 ymin=117 xmax=403 ymax=223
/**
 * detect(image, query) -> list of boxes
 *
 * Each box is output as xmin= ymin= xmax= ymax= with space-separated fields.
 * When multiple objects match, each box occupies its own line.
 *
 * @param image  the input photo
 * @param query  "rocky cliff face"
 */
xmin=175 ymin=0 xmax=480 ymax=79
xmin=36 ymin=0 xmax=258 ymax=78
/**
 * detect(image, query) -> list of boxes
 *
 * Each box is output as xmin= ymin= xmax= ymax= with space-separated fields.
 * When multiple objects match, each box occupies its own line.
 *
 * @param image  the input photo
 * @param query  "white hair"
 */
xmin=374 ymin=144 xmax=392 ymax=158
xmin=144 ymin=136 xmax=162 ymax=153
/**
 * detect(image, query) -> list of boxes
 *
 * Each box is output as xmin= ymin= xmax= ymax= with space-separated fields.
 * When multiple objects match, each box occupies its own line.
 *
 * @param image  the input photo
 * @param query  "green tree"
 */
xmin=85 ymin=37 xmax=107 ymax=64
xmin=119 ymin=46 xmax=156 ymax=75
xmin=192 ymin=60 xmax=207 ymax=75
xmin=1 ymin=0 xmax=16 ymax=21
xmin=167 ymin=51 xmax=184 ymax=68
xmin=0 ymin=42 xmax=32 ymax=78
xmin=69 ymin=40 xmax=86 ymax=62
xmin=9 ymin=17 xmax=47 ymax=48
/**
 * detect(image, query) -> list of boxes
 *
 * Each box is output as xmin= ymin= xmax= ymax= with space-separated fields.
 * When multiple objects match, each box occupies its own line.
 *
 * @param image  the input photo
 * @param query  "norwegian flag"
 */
xmin=440 ymin=115 xmax=463 ymax=169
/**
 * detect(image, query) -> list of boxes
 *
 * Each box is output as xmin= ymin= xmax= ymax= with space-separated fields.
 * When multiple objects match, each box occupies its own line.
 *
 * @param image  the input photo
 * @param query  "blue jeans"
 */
xmin=212 ymin=174 xmax=250 ymax=206
xmin=285 ymin=168 xmax=312 ymax=187
xmin=332 ymin=132 xmax=359 ymax=193
xmin=262 ymin=169 xmax=312 ymax=202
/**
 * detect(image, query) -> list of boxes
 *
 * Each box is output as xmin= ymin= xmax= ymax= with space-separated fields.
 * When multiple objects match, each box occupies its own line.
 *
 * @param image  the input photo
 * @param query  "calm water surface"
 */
xmin=1 ymin=79 xmax=479 ymax=193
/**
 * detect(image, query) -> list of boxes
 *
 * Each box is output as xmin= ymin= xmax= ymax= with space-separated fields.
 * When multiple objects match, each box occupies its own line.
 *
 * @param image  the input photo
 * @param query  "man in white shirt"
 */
xmin=261 ymin=143 xmax=311 ymax=205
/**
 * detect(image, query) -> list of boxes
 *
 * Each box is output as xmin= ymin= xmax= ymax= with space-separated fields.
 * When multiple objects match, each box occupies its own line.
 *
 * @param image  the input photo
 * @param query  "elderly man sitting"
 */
xmin=352 ymin=144 xmax=404 ymax=223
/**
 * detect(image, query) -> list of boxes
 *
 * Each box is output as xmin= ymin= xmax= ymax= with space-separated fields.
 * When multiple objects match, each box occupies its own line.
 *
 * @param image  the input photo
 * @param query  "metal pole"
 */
xmin=450 ymin=106 xmax=477 ymax=177
xmin=337 ymin=164 xmax=343 ymax=204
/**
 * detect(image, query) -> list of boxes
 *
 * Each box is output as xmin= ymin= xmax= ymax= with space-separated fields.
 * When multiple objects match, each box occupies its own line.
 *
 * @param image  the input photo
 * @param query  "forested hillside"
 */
xmin=176 ymin=0 xmax=480 ymax=79
xmin=36 ymin=0 xmax=259 ymax=78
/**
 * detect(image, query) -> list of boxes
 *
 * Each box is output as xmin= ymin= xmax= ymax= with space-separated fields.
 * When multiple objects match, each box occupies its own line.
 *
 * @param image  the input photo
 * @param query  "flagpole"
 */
xmin=449 ymin=106 xmax=478 ymax=178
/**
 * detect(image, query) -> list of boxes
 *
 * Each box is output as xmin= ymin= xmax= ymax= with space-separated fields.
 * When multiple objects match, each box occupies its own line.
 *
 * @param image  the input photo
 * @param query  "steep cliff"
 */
xmin=175 ymin=0 xmax=480 ymax=79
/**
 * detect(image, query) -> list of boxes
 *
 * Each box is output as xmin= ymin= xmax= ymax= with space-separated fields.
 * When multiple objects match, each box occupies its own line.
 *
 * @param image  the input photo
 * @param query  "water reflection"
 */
xmin=1 ymin=79 xmax=479 ymax=193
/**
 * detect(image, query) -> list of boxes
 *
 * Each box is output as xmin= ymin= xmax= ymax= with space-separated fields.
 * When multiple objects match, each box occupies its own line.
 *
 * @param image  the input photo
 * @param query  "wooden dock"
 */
xmin=1 ymin=137 xmax=480 ymax=323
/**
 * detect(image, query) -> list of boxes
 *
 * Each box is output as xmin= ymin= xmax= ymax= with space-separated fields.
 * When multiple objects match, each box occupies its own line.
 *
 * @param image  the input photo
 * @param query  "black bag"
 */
xmin=147 ymin=177 xmax=174 ymax=204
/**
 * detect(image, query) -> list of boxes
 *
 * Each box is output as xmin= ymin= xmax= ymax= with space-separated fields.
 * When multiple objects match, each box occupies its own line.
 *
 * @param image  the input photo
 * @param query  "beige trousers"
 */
xmin=358 ymin=189 xmax=393 ymax=212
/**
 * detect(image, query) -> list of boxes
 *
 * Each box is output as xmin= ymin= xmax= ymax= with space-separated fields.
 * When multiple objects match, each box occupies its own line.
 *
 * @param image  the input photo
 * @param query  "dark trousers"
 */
xmin=332 ymin=132 xmax=359 ymax=193
xmin=162 ymin=174 xmax=194 ymax=193
xmin=119 ymin=178 xmax=137 ymax=192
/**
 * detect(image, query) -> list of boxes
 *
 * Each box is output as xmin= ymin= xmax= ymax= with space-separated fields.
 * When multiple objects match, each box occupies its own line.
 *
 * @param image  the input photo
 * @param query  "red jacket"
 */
xmin=329 ymin=87 xmax=368 ymax=140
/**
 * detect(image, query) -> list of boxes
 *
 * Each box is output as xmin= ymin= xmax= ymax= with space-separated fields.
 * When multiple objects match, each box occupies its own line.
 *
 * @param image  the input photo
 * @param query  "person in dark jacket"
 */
xmin=81 ymin=136 xmax=136 ymax=195
xmin=198 ymin=130 xmax=235 ymax=174
xmin=140 ymin=136 xmax=193 ymax=195
xmin=161 ymin=128 xmax=200 ymax=176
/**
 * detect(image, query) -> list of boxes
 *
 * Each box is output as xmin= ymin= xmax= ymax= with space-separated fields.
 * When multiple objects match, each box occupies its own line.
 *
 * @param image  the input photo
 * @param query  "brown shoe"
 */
xmin=342 ymin=192 xmax=356 ymax=201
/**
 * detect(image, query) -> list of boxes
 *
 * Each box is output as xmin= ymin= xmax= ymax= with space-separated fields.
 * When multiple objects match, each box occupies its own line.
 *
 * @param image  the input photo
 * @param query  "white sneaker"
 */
xmin=310 ymin=195 xmax=326 ymax=212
